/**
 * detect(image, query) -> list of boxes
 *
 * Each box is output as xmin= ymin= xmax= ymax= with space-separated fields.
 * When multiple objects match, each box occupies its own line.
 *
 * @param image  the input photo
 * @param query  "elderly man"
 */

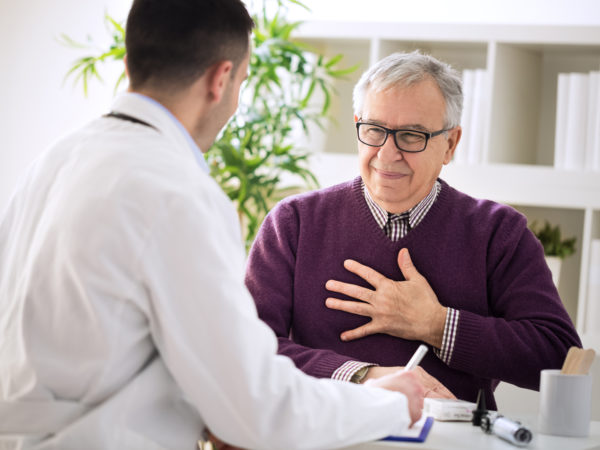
xmin=246 ymin=51 xmax=581 ymax=410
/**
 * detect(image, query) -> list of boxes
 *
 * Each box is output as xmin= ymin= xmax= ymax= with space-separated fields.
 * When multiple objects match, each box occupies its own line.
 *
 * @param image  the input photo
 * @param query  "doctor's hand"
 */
xmin=363 ymin=365 xmax=456 ymax=400
xmin=325 ymin=248 xmax=447 ymax=348
xmin=367 ymin=369 xmax=425 ymax=426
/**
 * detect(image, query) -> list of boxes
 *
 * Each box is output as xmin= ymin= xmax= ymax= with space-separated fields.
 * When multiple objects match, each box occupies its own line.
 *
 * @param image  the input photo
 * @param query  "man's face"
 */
xmin=203 ymin=48 xmax=250 ymax=150
xmin=357 ymin=78 xmax=460 ymax=214
xmin=224 ymin=49 xmax=250 ymax=120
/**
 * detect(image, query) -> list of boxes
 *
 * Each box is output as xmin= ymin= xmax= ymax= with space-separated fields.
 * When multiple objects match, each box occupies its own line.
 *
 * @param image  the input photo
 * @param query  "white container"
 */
xmin=538 ymin=369 xmax=592 ymax=437
xmin=545 ymin=256 xmax=562 ymax=288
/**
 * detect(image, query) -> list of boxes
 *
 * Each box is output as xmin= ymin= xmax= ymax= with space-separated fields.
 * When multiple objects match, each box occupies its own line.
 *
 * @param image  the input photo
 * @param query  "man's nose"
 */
xmin=377 ymin=136 xmax=403 ymax=162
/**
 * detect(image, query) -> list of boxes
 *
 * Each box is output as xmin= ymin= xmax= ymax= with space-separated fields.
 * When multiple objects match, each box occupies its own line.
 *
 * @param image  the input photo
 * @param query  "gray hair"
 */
xmin=353 ymin=51 xmax=463 ymax=129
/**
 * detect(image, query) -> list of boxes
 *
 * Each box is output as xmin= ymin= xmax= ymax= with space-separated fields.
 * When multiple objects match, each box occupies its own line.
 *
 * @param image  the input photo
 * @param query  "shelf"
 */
xmin=488 ymin=43 xmax=600 ymax=166
xmin=294 ymin=22 xmax=600 ymax=46
xmin=310 ymin=154 xmax=600 ymax=209
xmin=373 ymin=40 xmax=487 ymax=71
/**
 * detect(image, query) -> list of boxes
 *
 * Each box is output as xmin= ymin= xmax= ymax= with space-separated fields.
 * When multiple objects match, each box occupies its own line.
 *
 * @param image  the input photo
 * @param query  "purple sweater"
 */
xmin=245 ymin=177 xmax=581 ymax=409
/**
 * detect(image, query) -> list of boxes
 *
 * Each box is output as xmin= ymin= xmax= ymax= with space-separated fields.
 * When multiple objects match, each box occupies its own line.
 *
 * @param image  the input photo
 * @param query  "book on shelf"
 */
xmin=585 ymin=239 xmax=600 ymax=335
xmin=554 ymin=73 xmax=569 ymax=169
xmin=554 ymin=71 xmax=600 ymax=172
xmin=454 ymin=69 xmax=487 ymax=166
xmin=565 ymin=73 xmax=588 ymax=170
xmin=586 ymin=72 xmax=600 ymax=171
xmin=467 ymin=69 xmax=487 ymax=165
xmin=454 ymin=70 xmax=474 ymax=165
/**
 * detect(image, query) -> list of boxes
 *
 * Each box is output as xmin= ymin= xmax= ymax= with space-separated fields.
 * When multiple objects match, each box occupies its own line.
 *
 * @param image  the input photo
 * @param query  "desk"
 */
xmin=343 ymin=417 xmax=600 ymax=449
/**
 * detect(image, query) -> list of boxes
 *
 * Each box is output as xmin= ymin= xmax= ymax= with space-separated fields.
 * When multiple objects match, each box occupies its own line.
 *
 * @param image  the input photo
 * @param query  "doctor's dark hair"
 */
xmin=125 ymin=0 xmax=254 ymax=91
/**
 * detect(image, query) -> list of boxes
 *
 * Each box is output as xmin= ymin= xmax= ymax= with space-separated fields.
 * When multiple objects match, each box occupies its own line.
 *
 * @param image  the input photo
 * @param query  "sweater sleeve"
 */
xmin=246 ymin=201 xmax=359 ymax=378
xmin=447 ymin=212 xmax=581 ymax=390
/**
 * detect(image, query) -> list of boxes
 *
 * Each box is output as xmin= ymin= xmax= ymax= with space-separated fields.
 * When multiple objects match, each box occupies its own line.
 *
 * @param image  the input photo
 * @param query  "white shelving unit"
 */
xmin=293 ymin=21 xmax=600 ymax=350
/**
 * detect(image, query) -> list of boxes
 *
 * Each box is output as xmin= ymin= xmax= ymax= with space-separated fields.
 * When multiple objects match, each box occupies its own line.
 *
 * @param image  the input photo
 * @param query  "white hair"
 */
xmin=353 ymin=51 xmax=463 ymax=128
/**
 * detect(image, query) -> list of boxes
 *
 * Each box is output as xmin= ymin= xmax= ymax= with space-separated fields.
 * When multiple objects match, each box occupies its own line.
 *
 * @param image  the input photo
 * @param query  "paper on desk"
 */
xmin=382 ymin=415 xmax=434 ymax=442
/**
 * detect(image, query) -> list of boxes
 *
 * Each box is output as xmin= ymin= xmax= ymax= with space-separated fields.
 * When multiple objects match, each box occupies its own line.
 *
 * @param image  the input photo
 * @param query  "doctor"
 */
xmin=0 ymin=0 xmax=426 ymax=449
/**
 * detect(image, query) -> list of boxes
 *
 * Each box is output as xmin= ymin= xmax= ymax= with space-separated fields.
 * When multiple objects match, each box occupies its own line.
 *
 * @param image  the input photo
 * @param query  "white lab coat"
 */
xmin=0 ymin=93 xmax=411 ymax=449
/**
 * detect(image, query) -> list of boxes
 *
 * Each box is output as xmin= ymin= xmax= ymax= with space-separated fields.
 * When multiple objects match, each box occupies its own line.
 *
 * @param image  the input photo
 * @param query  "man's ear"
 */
xmin=354 ymin=114 xmax=359 ymax=123
xmin=443 ymin=126 xmax=462 ymax=165
xmin=207 ymin=60 xmax=234 ymax=103
xmin=124 ymin=54 xmax=130 ymax=80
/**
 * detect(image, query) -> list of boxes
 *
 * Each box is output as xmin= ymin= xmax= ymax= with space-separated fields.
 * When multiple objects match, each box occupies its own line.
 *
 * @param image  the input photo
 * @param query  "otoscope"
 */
xmin=472 ymin=389 xmax=533 ymax=447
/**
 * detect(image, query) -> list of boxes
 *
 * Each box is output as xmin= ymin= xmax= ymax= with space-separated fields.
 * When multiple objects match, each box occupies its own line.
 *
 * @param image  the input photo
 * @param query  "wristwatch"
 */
xmin=350 ymin=366 xmax=370 ymax=384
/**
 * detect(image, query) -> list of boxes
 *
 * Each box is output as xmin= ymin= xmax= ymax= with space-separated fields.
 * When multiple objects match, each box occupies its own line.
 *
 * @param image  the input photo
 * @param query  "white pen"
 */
xmin=404 ymin=344 xmax=428 ymax=371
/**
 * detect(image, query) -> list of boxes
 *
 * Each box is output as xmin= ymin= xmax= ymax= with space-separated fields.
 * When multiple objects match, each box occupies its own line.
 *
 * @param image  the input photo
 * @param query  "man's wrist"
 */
xmin=433 ymin=307 xmax=460 ymax=365
xmin=428 ymin=306 xmax=448 ymax=348
xmin=332 ymin=361 xmax=376 ymax=382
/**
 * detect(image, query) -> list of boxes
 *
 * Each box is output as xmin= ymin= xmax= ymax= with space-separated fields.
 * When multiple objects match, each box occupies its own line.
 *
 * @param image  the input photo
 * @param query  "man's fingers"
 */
xmin=339 ymin=322 xmax=379 ymax=342
xmin=414 ymin=366 xmax=456 ymax=399
xmin=425 ymin=386 xmax=456 ymax=399
xmin=397 ymin=248 xmax=420 ymax=281
xmin=432 ymin=384 xmax=456 ymax=399
xmin=325 ymin=280 xmax=375 ymax=302
xmin=325 ymin=298 xmax=372 ymax=316
xmin=342 ymin=259 xmax=385 ymax=288
xmin=436 ymin=386 xmax=456 ymax=400
xmin=424 ymin=390 xmax=444 ymax=399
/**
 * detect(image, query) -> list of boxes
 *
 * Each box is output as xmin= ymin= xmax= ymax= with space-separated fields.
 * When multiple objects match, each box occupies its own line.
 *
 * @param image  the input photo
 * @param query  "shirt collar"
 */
xmin=129 ymin=93 xmax=209 ymax=173
xmin=362 ymin=180 xmax=441 ymax=230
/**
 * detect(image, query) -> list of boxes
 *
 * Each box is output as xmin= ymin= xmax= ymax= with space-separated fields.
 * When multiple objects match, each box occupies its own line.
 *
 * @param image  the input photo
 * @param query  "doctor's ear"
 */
xmin=124 ymin=54 xmax=130 ymax=80
xmin=207 ymin=60 xmax=234 ymax=103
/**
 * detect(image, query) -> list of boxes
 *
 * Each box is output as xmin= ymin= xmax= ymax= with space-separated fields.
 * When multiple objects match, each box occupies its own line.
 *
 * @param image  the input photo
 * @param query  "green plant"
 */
xmin=58 ymin=15 xmax=127 ymax=96
xmin=60 ymin=1 xmax=356 ymax=248
xmin=529 ymin=220 xmax=576 ymax=259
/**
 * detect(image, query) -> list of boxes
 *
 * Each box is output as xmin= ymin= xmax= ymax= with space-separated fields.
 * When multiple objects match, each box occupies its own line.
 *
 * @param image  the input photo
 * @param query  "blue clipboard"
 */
xmin=382 ymin=416 xmax=434 ymax=443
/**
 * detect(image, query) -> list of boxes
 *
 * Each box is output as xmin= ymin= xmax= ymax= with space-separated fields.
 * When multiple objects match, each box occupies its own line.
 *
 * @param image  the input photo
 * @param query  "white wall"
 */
xmin=1 ymin=0 xmax=599 ymax=211
xmin=0 ymin=0 xmax=131 ymax=210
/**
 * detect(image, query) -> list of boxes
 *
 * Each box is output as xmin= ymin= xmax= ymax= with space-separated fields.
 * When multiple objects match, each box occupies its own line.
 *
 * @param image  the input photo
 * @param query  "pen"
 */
xmin=405 ymin=344 xmax=428 ymax=371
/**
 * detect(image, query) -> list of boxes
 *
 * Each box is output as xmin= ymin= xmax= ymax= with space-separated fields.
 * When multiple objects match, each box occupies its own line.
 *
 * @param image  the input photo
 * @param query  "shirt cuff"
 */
xmin=332 ymin=360 xmax=376 ymax=382
xmin=433 ymin=307 xmax=460 ymax=365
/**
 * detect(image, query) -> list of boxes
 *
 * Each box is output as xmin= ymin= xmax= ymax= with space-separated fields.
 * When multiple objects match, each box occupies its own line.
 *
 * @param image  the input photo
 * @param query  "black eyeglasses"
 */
xmin=356 ymin=121 xmax=450 ymax=153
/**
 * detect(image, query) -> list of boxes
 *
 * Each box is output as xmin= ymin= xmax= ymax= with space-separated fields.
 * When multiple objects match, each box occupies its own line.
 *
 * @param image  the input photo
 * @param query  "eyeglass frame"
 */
xmin=355 ymin=121 xmax=451 ymax=153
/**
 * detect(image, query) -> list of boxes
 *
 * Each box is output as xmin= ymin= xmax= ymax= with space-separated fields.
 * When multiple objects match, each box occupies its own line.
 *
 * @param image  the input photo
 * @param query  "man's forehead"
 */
xmin=362 ymin=80 xmax=444 ymax=124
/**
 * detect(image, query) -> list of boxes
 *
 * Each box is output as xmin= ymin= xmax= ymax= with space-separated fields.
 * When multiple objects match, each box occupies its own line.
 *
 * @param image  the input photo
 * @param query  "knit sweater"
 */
xmin=245 ymin=177 xmax=581 ymax=409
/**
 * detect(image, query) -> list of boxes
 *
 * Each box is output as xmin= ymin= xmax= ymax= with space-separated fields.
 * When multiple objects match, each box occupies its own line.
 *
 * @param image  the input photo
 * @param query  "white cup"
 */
xmin=538 ymin=369 xmax=592 ymax=437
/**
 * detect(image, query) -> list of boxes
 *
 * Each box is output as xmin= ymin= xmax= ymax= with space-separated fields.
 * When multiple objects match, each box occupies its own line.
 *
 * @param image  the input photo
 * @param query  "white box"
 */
xmin=423 ymin=398 xmax=477 ymax=421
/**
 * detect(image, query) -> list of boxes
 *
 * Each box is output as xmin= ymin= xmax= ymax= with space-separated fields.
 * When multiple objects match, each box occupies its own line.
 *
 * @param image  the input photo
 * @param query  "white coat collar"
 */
xmin=110 ymin=92 xmax=209 ymax=173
